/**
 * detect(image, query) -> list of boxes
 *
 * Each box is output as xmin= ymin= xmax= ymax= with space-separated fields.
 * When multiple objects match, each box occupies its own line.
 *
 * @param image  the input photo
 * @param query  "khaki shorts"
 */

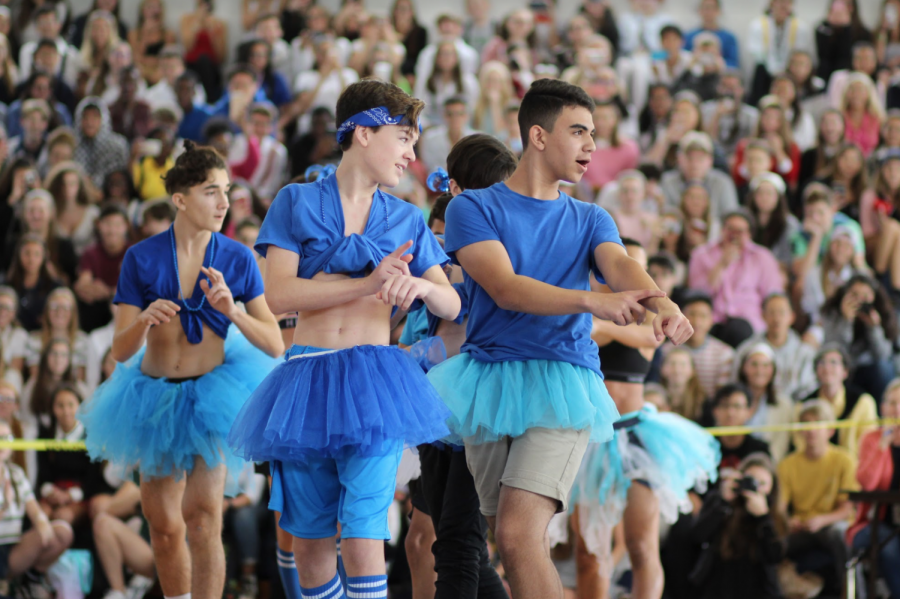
xmin=464 ymin=427 xmax=591 ymax=517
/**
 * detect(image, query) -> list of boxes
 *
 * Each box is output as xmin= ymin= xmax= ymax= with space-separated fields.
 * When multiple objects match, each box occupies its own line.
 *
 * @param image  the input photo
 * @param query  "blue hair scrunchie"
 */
xmin=335 ymin=106 xmax=421 ymax=144
xmin=304 ymin=164 xmax=337 ymax=181
xmin=427 ymin=167 xmax=450 ymax=193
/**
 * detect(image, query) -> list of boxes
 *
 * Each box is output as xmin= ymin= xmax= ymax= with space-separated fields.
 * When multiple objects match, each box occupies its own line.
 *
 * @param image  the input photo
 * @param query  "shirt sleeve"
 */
xmin=113 ymin=247 xmax=145 ymax=308
xmin=236 ymin=249 xmax=266 ymax=304
xmin=409 ymin=212 xmax=450 ymax=278
xmin=443 ymin=193 xmax=500 ymax=262
xmin=589 ymin=206 xmax=625 ymax=284
xmin=255 ymin=185 xmax=301 ymax=259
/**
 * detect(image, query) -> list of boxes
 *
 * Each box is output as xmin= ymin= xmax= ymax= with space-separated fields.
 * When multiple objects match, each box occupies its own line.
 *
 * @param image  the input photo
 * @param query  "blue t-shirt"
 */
xmin=444 ymin=182 xmax=623 ymax=374
xmin=115 ymin=227 xmax=265 ymax=344
xmin=256 ymin=174 xmax=449 ymax=281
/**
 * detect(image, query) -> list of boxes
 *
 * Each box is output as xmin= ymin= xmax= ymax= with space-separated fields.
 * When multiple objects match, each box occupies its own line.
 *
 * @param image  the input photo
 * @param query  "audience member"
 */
xmin=779 ymin=400 xmax=858 ymax=597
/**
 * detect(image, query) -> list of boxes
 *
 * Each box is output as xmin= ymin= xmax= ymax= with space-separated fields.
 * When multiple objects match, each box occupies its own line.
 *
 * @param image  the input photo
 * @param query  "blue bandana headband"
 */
xmin=427 ymin=167 xmax=450 ymax=193
xmin=335 ymin=106 xmax=420 ymax=144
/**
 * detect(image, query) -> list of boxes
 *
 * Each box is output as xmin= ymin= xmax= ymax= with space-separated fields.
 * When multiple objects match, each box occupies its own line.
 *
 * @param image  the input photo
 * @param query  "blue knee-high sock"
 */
xmin=277 ymin=548 xmax=303 ymax=599
xmin=346 ymin=575 xmax=387 ymax=599
xmin=336 ymin=538 xmax=348 ymax=588
xmin=301 ymin=573 xmax=345 ymax=599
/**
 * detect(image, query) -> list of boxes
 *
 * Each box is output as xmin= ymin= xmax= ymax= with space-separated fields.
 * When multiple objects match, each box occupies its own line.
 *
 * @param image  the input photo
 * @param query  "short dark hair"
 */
xmin=176 ymin=70 xmax=199 ymax=87
xmin=98 ymin=202 xmax=128 ymax=222
xmin=648 ymin=253 xmax=676 ymax=273
xmin=637 ymin=162 xmax=662 ymax=182
xmin=163 ymin=140 xmax=228 ymax=195
xmin=35 ymin=5 xmax=57 ymax=19
xmin=446 ymin=134 xmax=517 ymax=191
xmin=143 ymin=200 xmax=176 ymax=223
xmin=428 ymin=193 xmax=452 ymax=228
xmin=443 ymin=96 xmax=467 ymax=109
xmin=723 ymin=209 xmax=756 ymax=234
xmin=679 ymin=289 xmax=713 ymax=310
xmin=35 ymin=38 xmax=58 ymax=54
xmin=711 ymin=382 xmax=750 ymax=409
xmin=335 ymin=79 xmax=425 ymax=152
xmin=853 ymin=41 xmax=876 ymax=55
xmin=202 ymin=117 xmax=234 ymax=142
xmin=226 ymin=62 xmax=258 ymax=82
xmin=518 ymin=79 xmax=594 ymax=150
xmin=661 ymin=24 xmax=683 ymax=39
xmin=255 ymin=12 xmax=280 ymax=26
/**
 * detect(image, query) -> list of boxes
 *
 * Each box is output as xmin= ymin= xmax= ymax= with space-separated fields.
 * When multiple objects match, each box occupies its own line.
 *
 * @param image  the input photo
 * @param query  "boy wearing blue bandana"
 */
xmin=227 ymin=80 xmax=460 ymax=599
xmin=79 ymin=143 xmax=285 ymax=599
xmin=427 ymin=79 xmax=694 ymax=599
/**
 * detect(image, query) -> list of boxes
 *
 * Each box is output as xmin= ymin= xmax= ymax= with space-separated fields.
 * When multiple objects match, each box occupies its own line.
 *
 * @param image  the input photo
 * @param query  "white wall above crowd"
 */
xmin=69 ymin=0 xmax=884 ymax=75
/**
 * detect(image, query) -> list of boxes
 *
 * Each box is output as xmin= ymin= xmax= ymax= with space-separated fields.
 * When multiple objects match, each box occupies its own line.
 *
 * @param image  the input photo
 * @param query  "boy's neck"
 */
xmin=504 ymin=152 xmax=562 ymax=200
xmin=766 ymin=328 xmax=788 ymax=346
xmin=804 ymin=443 xmax=828 ymax=460
xmin=173 ymin=214 xmax=212 ymax=254
xmin=335 ymin=158 xmax=379 ymax=205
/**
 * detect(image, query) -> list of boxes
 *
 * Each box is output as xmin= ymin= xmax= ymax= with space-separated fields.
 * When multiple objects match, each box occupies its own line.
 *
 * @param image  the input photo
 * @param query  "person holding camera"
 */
xmin=821 ymin=274 xmax=897 ymax=400
xmin=672 ymin=32 xmax=725 ymax=103
xmin=689 ymin=453 xmax=785 ymax=599
xmin=701 ymin=70 xmax=759 ymax=159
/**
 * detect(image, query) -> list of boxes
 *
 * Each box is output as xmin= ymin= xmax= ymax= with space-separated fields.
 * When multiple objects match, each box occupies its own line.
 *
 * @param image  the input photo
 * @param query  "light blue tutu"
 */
xmin=79 ymin=329 xmax=280 ymax=495
xmin=571 ymin=405 xmax=719 ymax=558
xmin=426 ymin=353 xmax=619 ymax=444
xmin=227 ymin=344 xmax=452 ymax=462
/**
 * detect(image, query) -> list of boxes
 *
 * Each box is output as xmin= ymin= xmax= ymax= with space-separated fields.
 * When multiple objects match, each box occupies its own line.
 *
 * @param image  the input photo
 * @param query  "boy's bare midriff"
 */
xmin=140 ymin=319 xmax=226 ymax=379
xmin=293 ymin=271 xmax=393 ymax=350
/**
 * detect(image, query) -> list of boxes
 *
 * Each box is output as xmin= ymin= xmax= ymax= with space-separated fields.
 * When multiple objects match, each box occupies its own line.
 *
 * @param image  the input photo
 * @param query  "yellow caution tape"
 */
xmin=705 ymin=418 xmax=900 ymax=437
xmin=0 ymin=440 xmax=87 ymax=451
xmin=3 ymin=418 xmax=900 ymax=451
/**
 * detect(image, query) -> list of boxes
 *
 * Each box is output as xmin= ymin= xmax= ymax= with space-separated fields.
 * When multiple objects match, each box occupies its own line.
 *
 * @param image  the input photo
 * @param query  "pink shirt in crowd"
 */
xmin=583 ymin=139 xmax=641 ymax=191
xmin=687 ymin=240 xmax=784 ymax=331
xmin=844 ymin=112 xmax=881 ymax=157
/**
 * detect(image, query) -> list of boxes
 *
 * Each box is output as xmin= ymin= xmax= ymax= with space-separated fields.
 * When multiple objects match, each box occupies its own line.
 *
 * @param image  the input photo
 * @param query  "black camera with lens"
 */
xmin=738 ymin=476 xmax=758 ymax=493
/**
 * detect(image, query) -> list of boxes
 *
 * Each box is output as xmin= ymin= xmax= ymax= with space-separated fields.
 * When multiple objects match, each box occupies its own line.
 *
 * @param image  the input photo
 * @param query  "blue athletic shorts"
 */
xmin=269 ymin=441 xmax=404 ymax=540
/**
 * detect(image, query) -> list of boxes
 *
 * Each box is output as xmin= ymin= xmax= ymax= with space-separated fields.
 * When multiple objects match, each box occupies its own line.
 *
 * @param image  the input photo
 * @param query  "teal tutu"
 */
xmin=79 ymin=329 xmax=280 ymax=495
xmin=571 ymin=405 xmax=719 ymax=558
xmin=227 ymin=344 xmax=452 ymax=462
xmin=427 ymin=353 xmax=619 ymax=444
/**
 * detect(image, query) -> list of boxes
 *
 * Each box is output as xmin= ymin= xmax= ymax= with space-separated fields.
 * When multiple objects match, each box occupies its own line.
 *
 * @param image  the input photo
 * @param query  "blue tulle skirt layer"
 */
xmin=227 ymin=344 xmax=452 ymax=462
xmin=79 ymin=330 xmax=280 ymax=495
xmin=571 ymin=405 xmax=719 ymax=559
xmin=426 ymin=353 xmax=619 ymax=444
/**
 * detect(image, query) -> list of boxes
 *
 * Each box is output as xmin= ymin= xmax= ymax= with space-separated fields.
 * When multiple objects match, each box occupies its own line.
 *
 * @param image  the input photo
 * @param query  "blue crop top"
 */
xmin=115 ymin=227 xmax=265 ymax=344
xmin=255 ymin=174 xmax=449 ymax=281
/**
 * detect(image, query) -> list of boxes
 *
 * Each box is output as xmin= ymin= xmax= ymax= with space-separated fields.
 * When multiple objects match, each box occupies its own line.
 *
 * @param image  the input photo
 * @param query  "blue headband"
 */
xmin=304 ymin=163 xmax=337 ymax=181
xmin=335 ymin=106 xmax=420 ymax=144
xmin=427 ymin=167 xmax=450 ymax=193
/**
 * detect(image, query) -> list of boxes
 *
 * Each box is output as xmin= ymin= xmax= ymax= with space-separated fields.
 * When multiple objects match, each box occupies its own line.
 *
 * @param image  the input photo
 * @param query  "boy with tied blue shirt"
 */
xmin=227 ymin=80 xmax=460 ymax=599
xmin=427 ymin=79 xmax=694 ymax=599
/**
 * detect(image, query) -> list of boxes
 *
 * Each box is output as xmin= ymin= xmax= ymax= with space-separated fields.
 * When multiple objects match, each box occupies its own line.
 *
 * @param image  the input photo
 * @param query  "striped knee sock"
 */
xmin=345 ymin=575 xmax=387 ymax=599
xmin=300 ymin=573 xmax=345 ymax=599
xmin=336 ymin=538 xmax=347 ymax=588
xmin=277 ymin=548 xmax=302 ymax=599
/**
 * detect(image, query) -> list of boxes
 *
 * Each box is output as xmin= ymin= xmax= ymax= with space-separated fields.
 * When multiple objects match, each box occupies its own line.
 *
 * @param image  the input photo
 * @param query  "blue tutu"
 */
xmin=571 ymin=405 xmax=719 ymax=558
xmin=227 ymin=344 xmax=452 ymax=462
xmin=426 ymin=353 xmax=619 ymax=444
xmin=79 ymin=329 xmax=280 ymax=495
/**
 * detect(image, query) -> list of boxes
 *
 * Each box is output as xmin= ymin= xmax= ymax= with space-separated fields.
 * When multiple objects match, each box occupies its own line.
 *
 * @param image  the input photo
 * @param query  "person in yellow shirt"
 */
xmin=130 ymin=126 xmax=175 ymax=201
xmin=796 ymin=344 xmax=878 ymax=461
xmin=778 ymin=400 xmax=858 ymax=598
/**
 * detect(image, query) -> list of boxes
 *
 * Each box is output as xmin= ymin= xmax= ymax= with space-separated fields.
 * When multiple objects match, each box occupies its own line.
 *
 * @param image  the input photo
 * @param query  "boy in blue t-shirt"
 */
xmin=428 ymin=79 xmax=694 ymax=599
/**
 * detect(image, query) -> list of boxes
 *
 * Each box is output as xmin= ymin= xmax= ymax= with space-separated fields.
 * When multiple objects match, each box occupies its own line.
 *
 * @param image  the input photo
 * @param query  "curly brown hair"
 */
xmin=162 ymin=140 xmax=228 ymax=195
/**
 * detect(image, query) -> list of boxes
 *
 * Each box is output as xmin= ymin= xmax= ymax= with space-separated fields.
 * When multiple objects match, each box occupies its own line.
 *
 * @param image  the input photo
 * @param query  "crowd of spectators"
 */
xmin=0 ymin=0 xmax=900 ymax=597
